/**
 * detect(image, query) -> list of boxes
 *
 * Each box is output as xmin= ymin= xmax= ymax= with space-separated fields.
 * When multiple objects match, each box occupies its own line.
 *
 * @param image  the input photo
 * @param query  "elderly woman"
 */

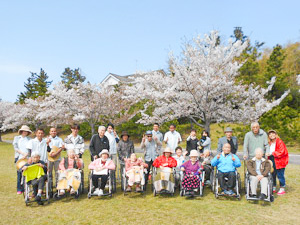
xmin=153 ymin=148 xmax=177 ymax=193
xmin=88 ymin=149 xmax=115 ymax=196
xmin=57 ymin=149 xmax=82 ymax=195
xmin=21 ymin=151 xmax=47 ymax=205
xmin=180 ymin=150 xmax=202 ymax=195
xmin=124 ymin=153 xmax=148 ymax=192
xmin=247 ymin=148 xmax=271 ymax=200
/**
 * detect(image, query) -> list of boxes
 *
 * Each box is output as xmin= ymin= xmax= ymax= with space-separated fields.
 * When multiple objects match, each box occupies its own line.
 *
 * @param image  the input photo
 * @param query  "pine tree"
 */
xmin=61 ymin=67 xmax=86 ymax=89
xmin=17 ymin=69 xmax=52 ymax=103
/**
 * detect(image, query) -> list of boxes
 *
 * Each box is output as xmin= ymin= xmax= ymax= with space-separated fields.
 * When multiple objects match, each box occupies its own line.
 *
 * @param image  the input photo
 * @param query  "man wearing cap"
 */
xmin=46 ymin=127 xmax=64 ymax=187
xmin=89 ymin=126 xmax=110 ymax=161
xmin=64 ymin=124 xmax=85 ymax=159
xmin=141 ymin=130 xmax=162 ymax=189
xmin=163 ymin=124 xmax=182 ymax=153
xmin=26 ymin=128 xmax=48 ymax=163
xmin=152 ymin=123 xmax=164 ymax=154
xmin=88 ymin=149 xmax=116 ymax=196
xmin=13 ymin=125 xmax=32 ymax=194
xmin=117 ymin=131 xmax=135 ymax=179
xmin=243 ymin=122 xmax=269 ymax=160
xmin=217 ymin=127 xmax=238 ymax=154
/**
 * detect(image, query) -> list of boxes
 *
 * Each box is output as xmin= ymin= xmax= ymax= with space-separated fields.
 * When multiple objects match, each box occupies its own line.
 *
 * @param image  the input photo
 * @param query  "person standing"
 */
xmin=141 ymin=130 xmax=162 ymax=189
xmin=26 ymin=128 xmax=48 ymax=163
xmin=46 ymin=127 xmax=64 ymax=187
xmin=13 ymin=125 xmax=32 ymax=194
xmin=164 ymin=124 xmax=182 ymax=153
xmin=217 ymin=127 xmax=238 ymax=154
xmin=243 ymin=122 xmax=269 ymax=160
xmin=186 ymin=130 xmax=199 ymax=156
xmin=64 ymin=124 xmax=85 ymax=159
xmin=268 ymin=130 xmax=289 ymax=195
xmin=89 ymin=126 xmax=110 ymax=161
xmin=198 ymin=130 xmax=211 ymax=153
xmin=152 ymin=123 xmax=164 ymax=154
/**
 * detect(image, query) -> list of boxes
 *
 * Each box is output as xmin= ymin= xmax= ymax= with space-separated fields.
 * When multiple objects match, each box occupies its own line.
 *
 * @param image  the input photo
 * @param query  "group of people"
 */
xmin=13 ymin=121 xmax=289 ymax=204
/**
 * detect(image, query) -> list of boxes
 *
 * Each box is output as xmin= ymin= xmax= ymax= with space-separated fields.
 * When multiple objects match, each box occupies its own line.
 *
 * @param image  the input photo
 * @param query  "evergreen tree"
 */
xmin=17 ymin=69 xmax=52 ymax=103
xmin=61 ymin=67 xmax=86 ymax=89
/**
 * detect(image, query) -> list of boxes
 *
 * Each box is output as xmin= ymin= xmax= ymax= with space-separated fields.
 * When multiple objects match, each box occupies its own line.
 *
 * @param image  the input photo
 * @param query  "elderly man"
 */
xmin=141 ymin=130 xmax=162 ymax=189
xmin=246 ymin=148 xmax=271 ymax=200
xmin=57 ymin=149 xmax=82 ymax=195
xmin=217 ymin=127 xmax=238 ymax=154
xmin=211 ymin=143 xmax=241 ymax=196
xmin=89 ymin=125 xmax=110 ymax=161
xmin=243 ymin=122 xmax=269 ymax=160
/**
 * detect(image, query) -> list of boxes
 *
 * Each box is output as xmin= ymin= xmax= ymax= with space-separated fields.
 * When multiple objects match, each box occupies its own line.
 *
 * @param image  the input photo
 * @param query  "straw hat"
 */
xmin=99 ymin=149 xmax=109 ymax=157
xmin=268 ymin=130 xmax=277 ymax=135
xmin=16 ymin=158 xmax=27 ymax=170
xmin=163 ymin=148 xmax=172 ymax=154
xmin=190 ymin=150 xmax=199 ymax=157
xmin=18 ymin=125 xmax=32 ymax=135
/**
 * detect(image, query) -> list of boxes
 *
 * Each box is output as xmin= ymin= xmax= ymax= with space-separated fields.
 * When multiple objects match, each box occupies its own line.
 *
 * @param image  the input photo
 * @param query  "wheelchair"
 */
xmin=122 ymin=166 xmax=145 ymax=195
xmin=213 ymin=168 xmax=241 ymax=200
xmin=87 ymin=169 xmax=114 ymax=198
xmin=152 ymin=167 xmax=175 ymax=197
xmin=179 ymin=170 xmax=205 ymax=197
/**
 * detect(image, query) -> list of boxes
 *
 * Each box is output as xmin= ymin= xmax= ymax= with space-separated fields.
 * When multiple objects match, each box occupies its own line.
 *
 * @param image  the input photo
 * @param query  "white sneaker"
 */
xmin=93 ymin=188 xmax=99 ymax=195
xmin=98 ymin=189 xmax=104 ymax=196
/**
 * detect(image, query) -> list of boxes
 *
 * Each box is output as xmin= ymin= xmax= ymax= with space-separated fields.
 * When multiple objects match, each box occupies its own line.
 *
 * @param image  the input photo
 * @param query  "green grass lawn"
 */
xmin=0 ymin=142 xmax=299 ymax=225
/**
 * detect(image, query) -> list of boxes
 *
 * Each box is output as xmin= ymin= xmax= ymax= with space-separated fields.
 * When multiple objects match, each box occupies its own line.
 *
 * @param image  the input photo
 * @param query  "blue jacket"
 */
xmin=211 ymin=153 xmax=241 ymax=173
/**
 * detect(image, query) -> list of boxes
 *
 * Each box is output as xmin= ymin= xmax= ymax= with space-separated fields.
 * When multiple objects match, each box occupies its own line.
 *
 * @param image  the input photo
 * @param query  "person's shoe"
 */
xmin=70 ymin=188 xmax=75 ymax=195
xmin=259 ymin=193 xmax=267 ymax=200
xmin=136 ymin=186 xmax=141 ymax=192
xmin=17 ymin=191 xmax=22 ymax=195
xmin=93 ymin=188 xmax=99 ymax=195
xmin=98 ymin=189 xmax=104 ymax=196
xmin=126 ymin=186 xmax=132 ymax=192
xmin=59 ymin=190 xmax=65 ymax=196
xmin=221 ymin=190 xmax=226 ymax=195
xmin=35 ymin=195 xmax=41 ymax=202
xmin=37 ymin=201 xmax=44 ymax=206
xmin=228 ymin=190 xmax=235 ymax=196
xmin=273 ymin=187 xmax=276 ymax=193
xmin=277 ymin=188 xmax=286 ymax=195
xmin=249 ymin=194 xmax=257 ymax=198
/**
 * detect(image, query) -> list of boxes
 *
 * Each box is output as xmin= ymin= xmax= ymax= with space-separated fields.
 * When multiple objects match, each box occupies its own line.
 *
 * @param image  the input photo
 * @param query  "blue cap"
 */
xmin=145 ymin=130 xmax=152 ymax=136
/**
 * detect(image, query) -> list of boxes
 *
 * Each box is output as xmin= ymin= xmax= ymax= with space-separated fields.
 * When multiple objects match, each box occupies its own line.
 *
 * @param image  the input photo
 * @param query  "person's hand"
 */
xmin=243 ymin=155 xmax=248 ymax=160
xmin=165 ymin=137 xmax=168 ymax=142
xmin=38 ymin=163 xmax=44 ymax=168
xmin=22 ymin=166 xmax=28 ymax=171
xmin=93 ymin=155 xmax=98 ymax=160
xmin=183 ymin=151 xmax=187 ymax=157
xmin=27 ymin=158 xmax=32 ymax=164
xmin=75 ymin=155 xmax=79 ymax=160
xmin=181 ymin=167 xmax=185 ymax=171
xmin=265 ymin=153 xmax=270 ymax=157
xmin=153 ymin=136 xmax=158 ymax=141
xmin=202 ymin=161 xmax=206 ymax=165
xmin=178 ymin=137 xmax=180 ymax=143
xmin=61 ymin=144 xmax=65 ymax=150
xmin=113 ymin=130 xmax=117 ymax=136
xmin=96 ymin=167 xmax=102 ymax=172
xmin=217 ymin=153 xmax=221 ymax=159
xmin=46 ymin=136 xmax=51 ymax=145
xmin=163 ymin=163 xmax=168 ymax=167
xmin=256 ymin=175 xmax=263 ymax=181
xmin=160 ymin=166 xmax=164 ymax=169
xmin=142 ymin=134 xmax=145 ymax=142
xmin=232 ymin=155 xmax=235 ymax=161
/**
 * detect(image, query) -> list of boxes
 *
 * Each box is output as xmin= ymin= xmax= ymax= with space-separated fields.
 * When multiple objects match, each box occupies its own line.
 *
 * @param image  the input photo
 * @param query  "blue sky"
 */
xmin=0 ymin=0 xmax=299 ymax=102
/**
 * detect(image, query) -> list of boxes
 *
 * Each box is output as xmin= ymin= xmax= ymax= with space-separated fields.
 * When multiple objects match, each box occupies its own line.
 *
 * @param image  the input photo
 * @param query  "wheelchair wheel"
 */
xmin=87 ymin=193 xmax=91 ymax=199
xmin=270 ymin=195 xmax=274 ymax=202
xmin=153 ymin=189 xmax=156 ymax=197
xmin=180 ymin=190 xmax=184 ymax=196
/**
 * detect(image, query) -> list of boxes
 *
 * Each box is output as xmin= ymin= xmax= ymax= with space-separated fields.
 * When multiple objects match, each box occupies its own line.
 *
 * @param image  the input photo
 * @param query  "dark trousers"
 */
xmin=270 ymin=155 xmax=277 ymax=186
xmin=277 ymin=168 xmax=286 ymax=187
xmin=29 ymin=175 xmax=46 ymax=195
xmin=92 ymin=174 xmax=108 ymax=190
xmin=144 ymin=160 xmax=154 ymax=186
xmin=17 ymin=170 xmax=23 ymax=192
xmin=203 ymin=165 xmax=212 ymax=181
xmin=217 ymin=171 xmax=236 ymax=191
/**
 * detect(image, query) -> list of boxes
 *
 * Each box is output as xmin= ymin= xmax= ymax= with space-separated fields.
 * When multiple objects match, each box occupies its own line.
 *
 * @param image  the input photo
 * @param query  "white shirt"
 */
xmin=270 ymin=142 xmax=276 ymax=155
xmin=164 ymin=131 xmax=182 ymax=152
xmin=105 ymin=131 xmax=119 ymax=155
xmin=13 ymin=135 xmax=31 ymax=160
xmin=48 ymin=136 xmax=64 ymax=160
xmin=26 ymin=137 xmax=48 ymax=163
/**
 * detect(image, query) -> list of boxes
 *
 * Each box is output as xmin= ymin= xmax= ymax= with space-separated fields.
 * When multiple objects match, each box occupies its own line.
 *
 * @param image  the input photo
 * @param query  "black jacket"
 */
xmin=89 ymin=134 xmax=110 ymax=158
xmin=186 ymin=138 xmax=199 ymax=155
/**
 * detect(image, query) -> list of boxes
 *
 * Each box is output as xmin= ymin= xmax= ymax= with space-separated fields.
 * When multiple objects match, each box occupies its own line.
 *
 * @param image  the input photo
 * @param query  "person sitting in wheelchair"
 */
xmin=124 ymin=153 xmax=148 ymax=192
xmin=200 ymin=149 xmax=213 ymax=185
xmin=57 ymin=149 xmax=82 ymax=196
xmin=180 ymin=150 xmax=203 ymax=196
xmin=21 ymin=151 xmax=47 ymax=205
xmin=247 ymin=147 xmax=271 ymax=200
xmin=88 ymin=149 xmax=115 ymax=196
xmin=211 ymin=143 xmax=241 ymax=196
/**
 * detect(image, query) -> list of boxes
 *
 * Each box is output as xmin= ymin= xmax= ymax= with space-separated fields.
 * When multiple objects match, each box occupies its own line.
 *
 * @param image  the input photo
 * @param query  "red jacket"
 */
xmin=271 ymin=138 xmax=289 ymax=169
xmin=153 ymin=155 xmax=177 ymax=168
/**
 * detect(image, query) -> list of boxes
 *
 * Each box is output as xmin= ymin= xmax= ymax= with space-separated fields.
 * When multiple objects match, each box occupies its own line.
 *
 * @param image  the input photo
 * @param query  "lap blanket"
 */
xmin=126 ymin=166 xmax=145 ymax=185
xmin=154 ymin=168 xmax=175 ymax=193
xmin=57 ymin=169 xmax=81 ymax=191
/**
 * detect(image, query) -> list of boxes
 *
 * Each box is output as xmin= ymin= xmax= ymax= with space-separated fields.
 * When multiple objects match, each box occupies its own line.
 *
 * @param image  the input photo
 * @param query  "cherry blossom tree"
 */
xmin=0 ymin=99 xmax=15 ymax=141
xmin=124 ymin=31 xmax=289 ymax=132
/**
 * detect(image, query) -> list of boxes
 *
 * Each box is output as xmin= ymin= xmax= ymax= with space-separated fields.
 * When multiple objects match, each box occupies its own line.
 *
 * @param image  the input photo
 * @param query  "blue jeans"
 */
xmin=277 ymin=168 xmax=286 ymax=187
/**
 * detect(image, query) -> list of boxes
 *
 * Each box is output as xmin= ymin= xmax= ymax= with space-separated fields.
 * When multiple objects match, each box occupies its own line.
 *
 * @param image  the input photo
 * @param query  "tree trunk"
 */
xmin=0 ymin=132 xmax=2 ymax=142
xmin=190 ymin=118 xmax=194 ymax=130
xmin=90 ymin=122 xmax=95 ymax=135
xmin=204 ymin=120 xmax=211 ymax=134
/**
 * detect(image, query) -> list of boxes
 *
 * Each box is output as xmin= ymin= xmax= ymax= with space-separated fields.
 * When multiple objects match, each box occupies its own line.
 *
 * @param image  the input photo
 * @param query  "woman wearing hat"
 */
xmin=268 ymin=130 xmax=289 ymax=195
xmin=153 ymin=147 xmax=177 ymax=193
xmin=88 ymin=149 xmax=116 ymax=196
xmin=180 ymin=150 xmax=203 ymax=196
xmin=13 ymin=125 xmax=32 ymax=194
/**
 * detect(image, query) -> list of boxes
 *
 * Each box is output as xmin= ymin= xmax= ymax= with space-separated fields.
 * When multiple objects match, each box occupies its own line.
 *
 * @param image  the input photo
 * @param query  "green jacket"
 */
xmin=243 ymin=129 xmax=270 ymax=158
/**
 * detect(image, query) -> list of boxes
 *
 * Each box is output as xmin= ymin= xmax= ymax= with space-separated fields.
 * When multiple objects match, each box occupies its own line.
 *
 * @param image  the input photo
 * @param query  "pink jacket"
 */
xmin=88 ymin=158 xmax=116 ymax=170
